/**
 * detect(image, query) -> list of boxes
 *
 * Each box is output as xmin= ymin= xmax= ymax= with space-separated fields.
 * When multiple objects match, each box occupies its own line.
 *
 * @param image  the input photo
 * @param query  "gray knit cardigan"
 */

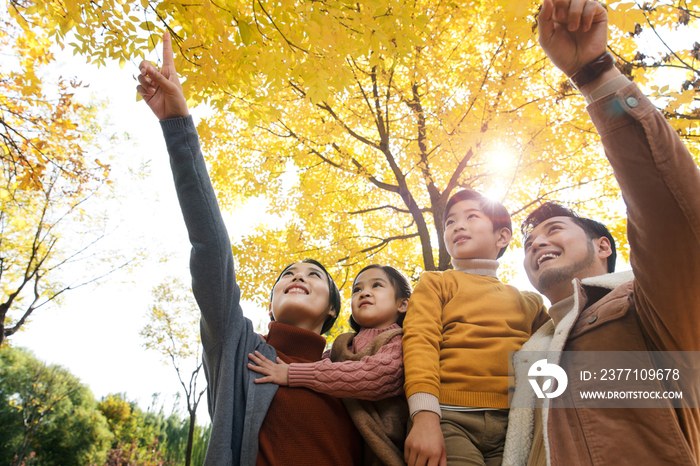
xmin=162 ymin=116 xmax=278 ymax=466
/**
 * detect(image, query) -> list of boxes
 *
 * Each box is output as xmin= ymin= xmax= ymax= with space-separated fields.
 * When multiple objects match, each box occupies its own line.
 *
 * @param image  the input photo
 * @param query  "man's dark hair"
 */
xmin=444 ymin=189 xmax=513 ymax=259
xmin=349 ymin=264 xmax=413 ymax=332
xmin=521 ymin=202 xmax=617 ymax=273
xmin=270 ymin=259 xmax=341 ymax=334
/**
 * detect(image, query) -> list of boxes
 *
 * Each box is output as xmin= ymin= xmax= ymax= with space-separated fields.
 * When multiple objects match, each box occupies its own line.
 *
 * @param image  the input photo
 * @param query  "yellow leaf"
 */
xmin=608 ymin=4 xmax=647 ymax=32
xmin=238 ymin=20 xmax=252 ymax=45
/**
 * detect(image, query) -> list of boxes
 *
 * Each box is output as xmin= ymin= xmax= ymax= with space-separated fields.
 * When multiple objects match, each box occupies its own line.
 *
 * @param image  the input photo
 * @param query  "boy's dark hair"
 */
xmin=444 ymin=189 xmax=513 ymax=259
xmin=270 ymin=259 xmax=341 ymax=334
xmin=349 ymin=264 xmax=412 ymax=333
xmin=521 ymin=202 xmax=617 ymax=273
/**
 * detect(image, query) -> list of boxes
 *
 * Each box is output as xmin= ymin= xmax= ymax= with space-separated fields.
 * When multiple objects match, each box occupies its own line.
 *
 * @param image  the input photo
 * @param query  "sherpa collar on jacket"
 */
xmin=502 ymin=270 xmax=635 ymax=466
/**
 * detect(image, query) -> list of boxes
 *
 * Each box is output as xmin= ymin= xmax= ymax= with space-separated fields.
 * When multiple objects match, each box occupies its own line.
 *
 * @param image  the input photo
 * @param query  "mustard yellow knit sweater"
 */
xmin=402 ymin=262 xmax=549 ymax=410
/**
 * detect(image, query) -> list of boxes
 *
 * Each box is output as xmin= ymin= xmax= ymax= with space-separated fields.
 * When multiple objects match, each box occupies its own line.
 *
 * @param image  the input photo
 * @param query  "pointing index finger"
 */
xmin=162 ymin=31 xmax=175 ymax=68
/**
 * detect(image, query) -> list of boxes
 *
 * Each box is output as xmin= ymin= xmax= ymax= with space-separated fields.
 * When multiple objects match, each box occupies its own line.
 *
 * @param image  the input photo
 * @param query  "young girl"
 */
xmin=248 ymin=264 xmax=412 ymax=466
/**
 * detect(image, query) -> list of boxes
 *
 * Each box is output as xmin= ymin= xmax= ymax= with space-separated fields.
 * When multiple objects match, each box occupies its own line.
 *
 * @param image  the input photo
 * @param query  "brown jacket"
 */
xmin=504 ymin=82 xmax=700 ymax=466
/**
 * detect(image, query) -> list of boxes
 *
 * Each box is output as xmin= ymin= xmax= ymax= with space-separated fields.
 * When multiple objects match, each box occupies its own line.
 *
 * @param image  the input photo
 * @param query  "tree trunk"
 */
xmin=185 ymin=410 xmax=196 ymax=466
xmin=12 ymin=421 xmax=39 ymax=466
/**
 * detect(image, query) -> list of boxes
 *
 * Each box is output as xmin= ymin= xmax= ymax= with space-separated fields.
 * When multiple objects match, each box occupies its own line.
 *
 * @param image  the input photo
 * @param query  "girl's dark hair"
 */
xmin=270 ymin=259 xmax=341 ymax=334
xmin=349 ymin=264 xmax=412 ymax=333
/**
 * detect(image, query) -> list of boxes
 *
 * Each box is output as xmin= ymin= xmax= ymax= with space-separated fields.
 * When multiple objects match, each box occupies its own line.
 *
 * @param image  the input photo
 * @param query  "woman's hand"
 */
xmin=247 ymin=350 xmax=290 ymax=385
xmin=136 ymin=32 xmax=190 ymax=120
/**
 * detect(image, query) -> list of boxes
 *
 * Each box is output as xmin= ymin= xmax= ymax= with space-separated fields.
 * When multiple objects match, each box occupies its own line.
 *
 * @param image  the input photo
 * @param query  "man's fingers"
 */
xmin=537 ymin=0 xmax=554 ymax=48
xmin=581 ymin=1 xmax=606 ymax=31
xmin=538 ymin=0 xmax=556 ymax=42
xmin=162 ymin=31 xmax=175 ymax=68
xmin=565 ymin=0 xmax=587 ymax=31
xmin=552 ymin=0 xmax=569 ymax=21
xmin=580 ymin=1 xmax=597 ymax=31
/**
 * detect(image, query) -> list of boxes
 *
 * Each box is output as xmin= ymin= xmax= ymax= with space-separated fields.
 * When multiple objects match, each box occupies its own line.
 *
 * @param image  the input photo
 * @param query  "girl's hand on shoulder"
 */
xmin=247 ymin=351 xmax=290 ymax=385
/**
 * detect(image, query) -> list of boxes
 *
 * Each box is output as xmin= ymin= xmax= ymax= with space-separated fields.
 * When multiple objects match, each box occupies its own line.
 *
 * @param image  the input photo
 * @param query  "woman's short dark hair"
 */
xmin=521 ymin=202 xmax=617 ymax=273
xmin=349 ymin=264 xmax=412 ymax=333
xmin=270 ymin=259 xmax=341 ymax=334
xmin=444 ymin=189 xmax=513 ymax=258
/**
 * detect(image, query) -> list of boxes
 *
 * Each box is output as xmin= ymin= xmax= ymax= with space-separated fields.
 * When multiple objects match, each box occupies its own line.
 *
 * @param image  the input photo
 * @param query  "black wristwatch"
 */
xmin=569 ymin=52 xmax=616 ymax=89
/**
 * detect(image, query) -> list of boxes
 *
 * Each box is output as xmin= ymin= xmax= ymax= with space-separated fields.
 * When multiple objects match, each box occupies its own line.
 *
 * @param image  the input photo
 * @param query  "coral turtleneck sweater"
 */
xmin=256 ymin=322 xmax=362 ymax=466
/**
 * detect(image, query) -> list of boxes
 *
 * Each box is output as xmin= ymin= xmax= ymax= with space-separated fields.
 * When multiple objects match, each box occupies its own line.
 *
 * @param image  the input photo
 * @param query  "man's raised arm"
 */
xmin=539 ymin=0 xmax=700 ymax=350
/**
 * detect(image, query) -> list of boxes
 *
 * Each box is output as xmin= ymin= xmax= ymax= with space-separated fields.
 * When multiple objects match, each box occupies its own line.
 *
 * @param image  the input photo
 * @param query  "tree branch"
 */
xmin=336 ymin=233 xmax=419 ymax=263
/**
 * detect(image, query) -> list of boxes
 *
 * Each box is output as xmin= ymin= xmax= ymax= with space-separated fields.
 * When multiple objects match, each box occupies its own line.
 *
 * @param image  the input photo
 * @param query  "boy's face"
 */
xmin=444 ymin=199 xmax=511 ymax=260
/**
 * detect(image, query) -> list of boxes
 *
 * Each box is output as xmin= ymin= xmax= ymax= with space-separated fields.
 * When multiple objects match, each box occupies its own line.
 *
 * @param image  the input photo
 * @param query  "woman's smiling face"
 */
xmin=269 ymin=262 xmax=334 ymax=334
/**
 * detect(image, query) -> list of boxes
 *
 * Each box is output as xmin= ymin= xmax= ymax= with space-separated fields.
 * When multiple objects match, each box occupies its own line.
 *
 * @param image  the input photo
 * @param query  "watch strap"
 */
xmin=569 ymin=51 xmax=616 ymax=89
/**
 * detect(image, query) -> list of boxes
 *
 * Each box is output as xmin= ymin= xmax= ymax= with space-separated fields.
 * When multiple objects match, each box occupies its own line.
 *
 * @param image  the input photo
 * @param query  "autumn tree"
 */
xmin=0 ymin=352 xmax=207 ymax=466
xmin=11 ymin=0 xmax=698 ymax=313
xmin=99 ymin=393 xmax=176 ymax=466
xmin=0 ymin=12 xmax=130 ymax=346
xmin=141 ymin=277 xmax=205 ymax=466
xmin=610 ymin=2 xmax=699 ymax=135
xmin=0 ymin=347 xmax=113 ymax=466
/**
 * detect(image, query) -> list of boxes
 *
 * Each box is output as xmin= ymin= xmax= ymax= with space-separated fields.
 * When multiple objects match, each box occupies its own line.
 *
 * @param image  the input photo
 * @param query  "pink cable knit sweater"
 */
xmin=288 ymin=323 xmax=404 ymax=401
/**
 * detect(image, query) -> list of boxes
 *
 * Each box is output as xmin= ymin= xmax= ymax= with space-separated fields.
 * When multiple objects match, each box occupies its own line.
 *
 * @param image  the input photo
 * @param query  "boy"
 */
xmin=402 ymin=190 xmax=549 ymax=466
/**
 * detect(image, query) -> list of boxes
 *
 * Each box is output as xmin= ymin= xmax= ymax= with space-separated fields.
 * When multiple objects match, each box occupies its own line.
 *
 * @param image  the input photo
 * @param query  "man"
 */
xmin=503 ymin=0 xmax=700 ymax=465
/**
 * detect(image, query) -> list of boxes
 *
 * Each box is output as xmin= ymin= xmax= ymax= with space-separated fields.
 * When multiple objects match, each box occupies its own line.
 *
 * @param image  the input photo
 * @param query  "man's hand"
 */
xmin=136 ymin=32 xmax=190 ymax=120
xmin=247 ymin=350 xmax=290 ymax=385
xmin=538 ymin=0 xmax=608 ymax=77
xmin=404 ymin=411 xmax=447 ymax=466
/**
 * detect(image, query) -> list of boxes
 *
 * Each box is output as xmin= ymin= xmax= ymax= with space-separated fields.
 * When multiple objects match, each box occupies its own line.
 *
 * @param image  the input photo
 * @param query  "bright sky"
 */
xmin=9 ymin=46 xmax=271 ymax=421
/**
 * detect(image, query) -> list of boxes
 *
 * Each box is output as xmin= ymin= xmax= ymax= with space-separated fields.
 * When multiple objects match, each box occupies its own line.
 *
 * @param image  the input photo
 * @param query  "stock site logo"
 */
xmin=528 ymin=359 xmax=568 ymax=399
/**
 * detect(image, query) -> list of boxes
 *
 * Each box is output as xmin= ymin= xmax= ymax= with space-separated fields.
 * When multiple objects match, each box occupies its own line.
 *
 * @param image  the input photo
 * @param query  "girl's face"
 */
xmin=269 ymin=262 xmax=334 ymax=334
xmin=351 ymin=268 xmax=408 ymax=330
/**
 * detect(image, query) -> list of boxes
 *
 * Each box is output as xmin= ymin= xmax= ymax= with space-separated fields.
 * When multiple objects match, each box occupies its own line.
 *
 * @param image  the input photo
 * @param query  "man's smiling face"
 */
xmin=523 ymin=216 xmax=610 ymax=303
